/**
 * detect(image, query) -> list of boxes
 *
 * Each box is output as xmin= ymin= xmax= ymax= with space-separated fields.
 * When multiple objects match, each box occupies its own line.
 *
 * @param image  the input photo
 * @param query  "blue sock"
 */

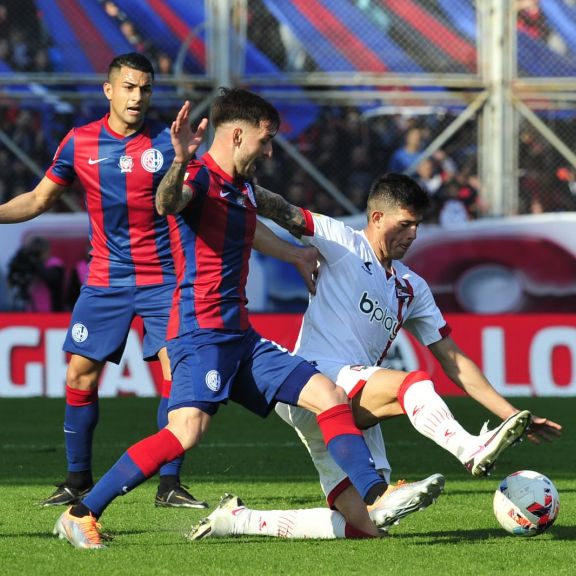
xmin=64 ymin=389 xmax=99 ymax=476
xmin=317 ymin=405 xmax=386 ymax=504
xmin=83 ymin=453 xmax=146 ymax=517
xmin=81 ymin=429 xmax=184 ymax=517
xmin=326 ymin=434 xmax=384 ymax=503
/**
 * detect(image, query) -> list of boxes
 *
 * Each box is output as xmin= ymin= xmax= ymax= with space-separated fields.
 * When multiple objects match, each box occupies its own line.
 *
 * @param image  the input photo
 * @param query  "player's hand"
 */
xmin=525 ymin=415 xmax=562 ymax=444
xmin=293 ymin=245 xmax=319 ymax=295
xmin=171 ymin=101 xmax=208 ymax=163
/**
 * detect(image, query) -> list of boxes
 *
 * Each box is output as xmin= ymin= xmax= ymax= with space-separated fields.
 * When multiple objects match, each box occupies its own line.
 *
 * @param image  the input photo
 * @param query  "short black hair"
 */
xmin=211 ymin=87 xmax=280 ymax=133
xmin=367 ymin=173 xmax=430 ymax=215
xmin=108 ymin=52 xmax=155 ymax=80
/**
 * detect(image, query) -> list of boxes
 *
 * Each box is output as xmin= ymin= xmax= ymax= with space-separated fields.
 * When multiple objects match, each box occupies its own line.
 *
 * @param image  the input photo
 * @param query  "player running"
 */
xmin=0 ymin=53 xmax=207 ymax=509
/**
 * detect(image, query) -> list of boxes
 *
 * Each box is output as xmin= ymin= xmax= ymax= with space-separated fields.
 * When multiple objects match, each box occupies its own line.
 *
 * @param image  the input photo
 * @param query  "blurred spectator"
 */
xmin=553 ymin=167 xmax=576 ymax=212
xmin=7 ymin=236 xmax=66 ymax=311
xmin=387 ymin=127 xmax=425 ymax=175
xmin=516 ymin=0 xmax=549 ymax=41
xmin=516 ymin=0 xmax=567 ymax=55
xmin=414 ymin=156 xmax=445 ymax=222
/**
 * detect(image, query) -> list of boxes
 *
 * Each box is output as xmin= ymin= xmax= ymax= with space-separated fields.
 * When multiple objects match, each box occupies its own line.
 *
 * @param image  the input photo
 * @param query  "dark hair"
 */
xmin=108 ymin=52 xmax=155 ymax=80
xmin=367 ymin=173 xmax=430 ymax=215
xmin=210 ymin=87 xmax=280 ymax=133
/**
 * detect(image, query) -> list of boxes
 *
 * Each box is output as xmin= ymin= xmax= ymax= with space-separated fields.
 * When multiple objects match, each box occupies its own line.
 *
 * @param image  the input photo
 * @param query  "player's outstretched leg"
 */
xmin=368 ymin=473 xmax=445 ymax=529
xmin=186 ymin=494 xmax=372 ymax=540
xmin=399 ymin=372 xmax=531 ymax=477
xmin=462 ymin=410 xmax=531 ymax=477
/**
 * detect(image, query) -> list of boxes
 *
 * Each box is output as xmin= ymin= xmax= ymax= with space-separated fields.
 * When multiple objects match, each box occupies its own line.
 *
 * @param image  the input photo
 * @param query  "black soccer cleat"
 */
xmin=155 ymin=484 xmax=208 ymax=509
xmin=41 ymin=483 xmax=92 ymax=507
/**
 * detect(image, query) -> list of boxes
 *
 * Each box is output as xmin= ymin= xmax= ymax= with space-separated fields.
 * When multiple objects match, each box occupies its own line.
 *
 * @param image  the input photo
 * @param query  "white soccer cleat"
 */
xmin=53 ymin=507 xmax=105 ymax=549
xmin=463 ymin=410 xmax=531 ymax=477
xmin=185 ymin=493 xmax=245 ymax=541
xmin=369 ymin=473 xmax=445 ymax=530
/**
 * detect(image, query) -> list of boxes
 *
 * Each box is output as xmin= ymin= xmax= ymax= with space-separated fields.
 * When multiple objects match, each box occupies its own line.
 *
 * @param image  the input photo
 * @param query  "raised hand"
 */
xmin=170 ymin=100 xmax=208 ymax=163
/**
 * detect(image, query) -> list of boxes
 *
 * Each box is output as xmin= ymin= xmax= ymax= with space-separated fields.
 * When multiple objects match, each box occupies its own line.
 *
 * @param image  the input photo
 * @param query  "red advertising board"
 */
xmin=0 ymin=313 xmax=574 ymax=397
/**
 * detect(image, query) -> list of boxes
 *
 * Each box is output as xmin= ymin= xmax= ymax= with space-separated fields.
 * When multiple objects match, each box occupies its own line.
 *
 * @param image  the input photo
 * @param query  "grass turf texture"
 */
xmin=0 ymin=397 xmax=574 ymax=575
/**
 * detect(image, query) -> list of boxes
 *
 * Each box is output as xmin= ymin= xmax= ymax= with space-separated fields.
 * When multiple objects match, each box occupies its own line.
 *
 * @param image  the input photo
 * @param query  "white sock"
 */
xmin=234 ymin=507 xmax=347 ymax=539
xmin=402 ymin=378 xmax=476 ymax=463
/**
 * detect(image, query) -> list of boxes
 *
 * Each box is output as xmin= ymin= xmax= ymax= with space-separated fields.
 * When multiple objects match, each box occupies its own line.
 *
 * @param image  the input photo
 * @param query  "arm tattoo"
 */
xmin=254 ymin=185 xmax=307 ymax=237
xmin=156 ymin=161 xmax=192 ymax=214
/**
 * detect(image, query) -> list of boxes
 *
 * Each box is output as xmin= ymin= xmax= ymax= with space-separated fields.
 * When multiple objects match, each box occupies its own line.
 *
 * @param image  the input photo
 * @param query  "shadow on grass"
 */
xmin=392 ymin=524 xmax=576 ymax=542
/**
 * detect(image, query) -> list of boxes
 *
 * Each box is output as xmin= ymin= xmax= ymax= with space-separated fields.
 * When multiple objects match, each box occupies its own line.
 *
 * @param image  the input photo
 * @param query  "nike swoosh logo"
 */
xmin=63 ymin=429 xmax=77 ymax=434
xmin=88 ymin=157 xmax=109 ymax=165
xmin=220 ymin=190 xmax=230 ymax=198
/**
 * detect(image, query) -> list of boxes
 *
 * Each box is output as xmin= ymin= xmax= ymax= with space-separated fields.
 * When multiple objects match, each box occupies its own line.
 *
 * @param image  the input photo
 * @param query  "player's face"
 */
xmin=373 ymin=206 xmax=422 ymax=263
xmin=104 ymin=66 xmax=153 ymax=135
xmin=234 ymin=120 xmax=276 ymax=177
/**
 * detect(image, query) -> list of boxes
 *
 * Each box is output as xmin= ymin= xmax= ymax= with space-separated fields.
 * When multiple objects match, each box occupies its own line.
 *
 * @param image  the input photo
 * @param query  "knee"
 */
xmin=167 ymin=408 xmax=209 ymax=450
xmin=66 ymin=366 xmax=99 ymax=391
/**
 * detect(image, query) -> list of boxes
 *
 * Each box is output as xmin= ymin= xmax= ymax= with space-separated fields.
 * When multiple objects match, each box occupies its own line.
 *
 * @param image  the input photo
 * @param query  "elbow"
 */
xmin=155 ymin=200 xmax=176 ymax=217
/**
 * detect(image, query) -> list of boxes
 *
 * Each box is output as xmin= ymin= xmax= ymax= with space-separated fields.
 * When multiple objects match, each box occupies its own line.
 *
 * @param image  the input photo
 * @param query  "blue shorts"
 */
xmin=63 ymin=283 xmax=175 ymax=364
xmin=167 ymin=327 xmax=318 ymax=417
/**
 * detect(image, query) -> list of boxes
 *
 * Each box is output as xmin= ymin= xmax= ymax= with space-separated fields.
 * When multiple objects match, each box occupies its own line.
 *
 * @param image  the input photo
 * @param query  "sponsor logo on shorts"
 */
xmin=141 ymin=148 xmax=164 ymax=173
xmin=71 ymin=323 xmax=88 ymax=343
xmin=205 ymin=369 xmax=221 ymax=392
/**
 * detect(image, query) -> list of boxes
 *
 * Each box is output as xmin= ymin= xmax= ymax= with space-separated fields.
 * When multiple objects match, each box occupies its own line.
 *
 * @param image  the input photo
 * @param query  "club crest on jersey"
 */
xmin=71 ymin=323 xmax=89 ymax=343
xmin=205 ymin=369 xmax=221 ymax=392
xmin=119 ymin=155 xmax=134 ymax=173
xmin=141 ymin=148 xmax=164 ymax=173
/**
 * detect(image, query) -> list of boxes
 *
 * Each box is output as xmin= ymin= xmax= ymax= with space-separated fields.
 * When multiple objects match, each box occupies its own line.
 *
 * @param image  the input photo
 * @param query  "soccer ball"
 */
xmin=493 ymin=470 xmax=560 ymax=536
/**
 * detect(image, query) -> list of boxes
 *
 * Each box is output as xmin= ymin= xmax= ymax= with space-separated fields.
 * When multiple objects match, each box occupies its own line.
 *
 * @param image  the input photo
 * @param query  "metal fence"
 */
xmin=1 ymin=0 xmax=576 ymax=218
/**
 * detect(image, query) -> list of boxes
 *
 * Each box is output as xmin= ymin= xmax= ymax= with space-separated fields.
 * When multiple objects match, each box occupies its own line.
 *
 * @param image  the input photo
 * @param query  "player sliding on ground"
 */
xmin=187 ymin=172 xmax=561 ymax=541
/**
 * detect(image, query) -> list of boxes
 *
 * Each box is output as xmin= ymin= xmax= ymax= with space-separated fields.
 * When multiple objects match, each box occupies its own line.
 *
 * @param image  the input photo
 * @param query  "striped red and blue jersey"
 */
xmin=167 ymin=153 xmax=257 ymax=337
xmin=46 ymin=115 xmax=176 ymax=286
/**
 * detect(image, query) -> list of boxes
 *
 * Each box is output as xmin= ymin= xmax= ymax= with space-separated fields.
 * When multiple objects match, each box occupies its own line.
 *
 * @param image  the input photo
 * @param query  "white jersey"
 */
xmin=295 ymin=210 xmax=449 ymax=380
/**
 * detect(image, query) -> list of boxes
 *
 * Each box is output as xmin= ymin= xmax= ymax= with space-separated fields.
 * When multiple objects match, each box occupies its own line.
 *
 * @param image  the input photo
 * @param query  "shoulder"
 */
xmin=394 ymin=259 xmax=429 ymax=289
xmin=145 ymin=119 xmax=171 ymax=140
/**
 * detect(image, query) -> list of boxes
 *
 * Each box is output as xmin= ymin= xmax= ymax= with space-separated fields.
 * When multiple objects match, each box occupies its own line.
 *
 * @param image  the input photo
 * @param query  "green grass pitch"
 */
xmin=0 ymin=397 xmax=574 ymax=575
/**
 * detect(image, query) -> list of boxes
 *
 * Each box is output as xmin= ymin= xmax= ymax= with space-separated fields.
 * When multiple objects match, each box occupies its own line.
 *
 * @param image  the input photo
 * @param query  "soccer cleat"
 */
xmin=463 ymin=410 xmax=531 ymax=477
xmin=369 ymin=473 xmax=445 ymax=530
xmin=185 ymin=493 xmax=245 ymax=541
xmin=53 ymin=507 xmax=105 ymax=549
xmin=155 ymin=484 xmax=208 ymax=509
xmin=41 ymin=483 xmax=92 ymax=507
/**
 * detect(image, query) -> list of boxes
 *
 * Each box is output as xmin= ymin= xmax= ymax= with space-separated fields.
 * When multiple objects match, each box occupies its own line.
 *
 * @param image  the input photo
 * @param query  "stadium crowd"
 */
xmin=1 ymin=0 xmax=576 ymax=312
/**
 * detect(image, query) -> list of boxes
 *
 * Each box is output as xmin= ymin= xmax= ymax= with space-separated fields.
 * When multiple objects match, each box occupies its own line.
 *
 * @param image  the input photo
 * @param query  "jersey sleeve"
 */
xmin=402 ymin=275 xmax=451 ymax=346
xmin=45 ymin=129 xmax=76 ymax=186
xmin=300 ymin=209 xmax=357 ymax=264
xmin=183 ymin=160 xmax=210 ymax=203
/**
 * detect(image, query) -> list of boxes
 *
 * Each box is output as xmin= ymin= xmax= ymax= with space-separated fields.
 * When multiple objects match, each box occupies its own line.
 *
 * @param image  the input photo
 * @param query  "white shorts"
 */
xmin=275 ymin=365 xmax=391 ymax=504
